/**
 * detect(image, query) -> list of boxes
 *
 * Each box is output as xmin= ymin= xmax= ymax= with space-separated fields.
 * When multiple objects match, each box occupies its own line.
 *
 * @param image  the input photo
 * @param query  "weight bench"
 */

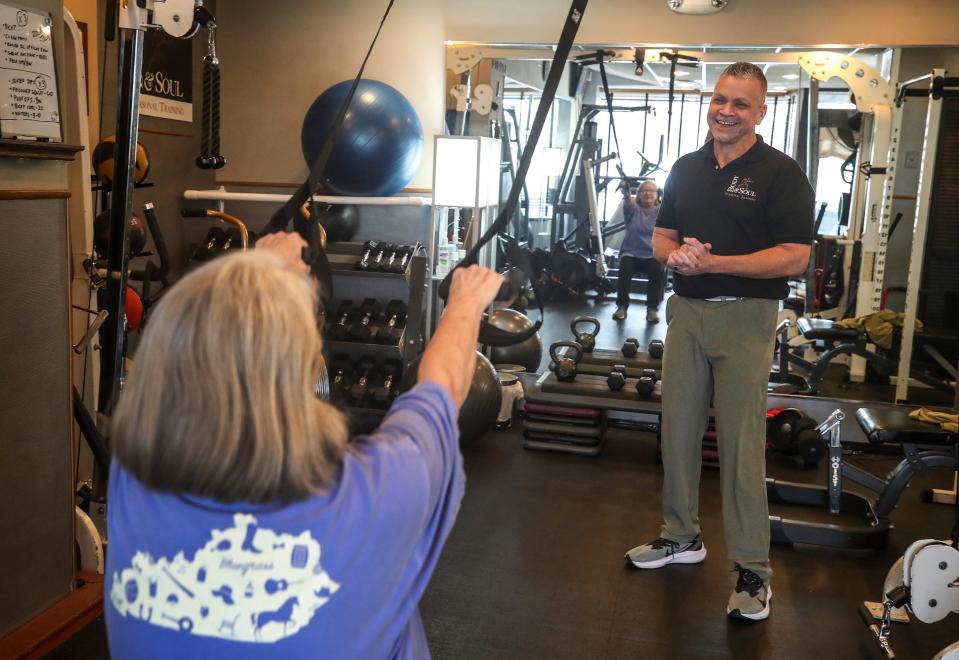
xmin=767 ymin=406 xmax=958 ymax=550
xmin=776 ymin=317 xmax=954 ymax=394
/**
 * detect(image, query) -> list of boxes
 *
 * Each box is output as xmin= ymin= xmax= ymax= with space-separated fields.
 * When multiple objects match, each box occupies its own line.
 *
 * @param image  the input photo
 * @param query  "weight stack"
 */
xmin=522 ymin=401 xmax=607 ymax=456
xmin=656 ymin=421 xmax=720 ymax=469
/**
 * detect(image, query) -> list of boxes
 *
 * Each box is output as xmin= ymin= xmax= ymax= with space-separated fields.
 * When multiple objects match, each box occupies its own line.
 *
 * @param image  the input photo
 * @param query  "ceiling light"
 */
xmin=782 ymin=73 xmax=799 ymax=80
xmin=674 ymin=70 xmax=691 ymax=77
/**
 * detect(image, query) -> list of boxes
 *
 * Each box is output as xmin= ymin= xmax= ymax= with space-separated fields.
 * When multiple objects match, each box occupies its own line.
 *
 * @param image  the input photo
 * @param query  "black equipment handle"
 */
xmin=438 ymin=0 xmax=589 ymax=346
xmin=128 ymin=202 xmax=171 ymax=282
xmin=181 ymin=207 xmax=213 ymax=218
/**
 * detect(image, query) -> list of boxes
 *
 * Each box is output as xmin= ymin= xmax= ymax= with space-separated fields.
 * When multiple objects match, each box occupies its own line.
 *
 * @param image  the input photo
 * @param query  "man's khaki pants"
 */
xmin=659 ymin=295 xmax=779 ymax=582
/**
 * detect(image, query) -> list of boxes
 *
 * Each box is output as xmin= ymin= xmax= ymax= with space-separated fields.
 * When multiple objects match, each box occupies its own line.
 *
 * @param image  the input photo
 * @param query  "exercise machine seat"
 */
xmin=856 ymin=407 xmax=958 ymax=446
xmin=796 ymin=316 xmax=861 ymax=342
xmin=783 ymin=296 xmax=805 ymax=315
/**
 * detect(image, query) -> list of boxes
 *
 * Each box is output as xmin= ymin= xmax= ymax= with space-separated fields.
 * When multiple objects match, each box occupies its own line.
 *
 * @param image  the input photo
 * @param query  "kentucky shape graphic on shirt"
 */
xmin=110 ymin=513 xmax=340 ymax=642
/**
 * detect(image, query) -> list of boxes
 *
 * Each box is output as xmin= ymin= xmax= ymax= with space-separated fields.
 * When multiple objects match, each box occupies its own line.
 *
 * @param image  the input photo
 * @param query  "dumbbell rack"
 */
xmin=322 ymin=242 xmax=430 ymax=433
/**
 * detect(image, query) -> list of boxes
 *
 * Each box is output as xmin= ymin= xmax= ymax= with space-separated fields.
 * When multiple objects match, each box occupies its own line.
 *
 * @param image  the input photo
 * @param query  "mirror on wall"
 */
xmin=444 ymin=44 xmax=893 ymax=252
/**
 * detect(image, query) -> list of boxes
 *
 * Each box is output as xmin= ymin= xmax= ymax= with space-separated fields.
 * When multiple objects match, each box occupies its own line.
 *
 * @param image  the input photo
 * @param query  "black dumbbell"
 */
xmin=328 ymin=354 xmax=352 ymax=401
xmin=550 ymin=341 xmax=583 ymax=382
xmin=325 ymin=300 xmax=355 ymax=340
xmin=390 ymin=245 xmax=414 ymax=273
xmin=607 ymin=364 xmax=627 ymax=391
xmin=366 ymin=243 xmax=394 ymax=272
xmin=374 ymin=244 xmax=403 ymax=272
xmin=371 ymin=361 xmax=402 ymax=408
xmin=348 ymin=298 xmax=382 ymax=342
xmin=191 ymin=226 xmax=227 ymax=261
xmin=375 ymin=300 xmax=407 ymax=345
xmin=220 ymin=227 xmax=243 ymax=253
xmin=635 ymin=375 xmax=655 ymax=398
xmin=356 ymin=240 xmax=379 ymax=270
xmin=570 ymin=316 xmax=600 ymax=353
xmin=348 ymin=361 xmax=378 ymax=405
xmin=641 ymin=368 xmax=658 ymax=383
xmin=622 ymin=337 xmax=640 ymax=357
xmin=648 ymin=339 xmax=665 ymax=359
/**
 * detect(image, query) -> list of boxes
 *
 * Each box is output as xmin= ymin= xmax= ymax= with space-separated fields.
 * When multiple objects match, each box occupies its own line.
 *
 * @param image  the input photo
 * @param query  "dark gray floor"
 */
xmin=420 ymin=425 xmax=958 ymax=660
xmin=421 ymin=296 xmax=958 ymax=659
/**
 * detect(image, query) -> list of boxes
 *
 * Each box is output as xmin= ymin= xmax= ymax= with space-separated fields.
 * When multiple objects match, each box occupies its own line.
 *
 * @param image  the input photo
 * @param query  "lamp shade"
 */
xmin=433 ymin=136 xmax=501 ymax=208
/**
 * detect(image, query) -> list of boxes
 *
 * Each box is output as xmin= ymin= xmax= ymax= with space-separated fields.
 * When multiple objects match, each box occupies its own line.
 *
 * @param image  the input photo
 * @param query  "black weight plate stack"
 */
xmin=521 ymin=401 xmax=606 ymax=456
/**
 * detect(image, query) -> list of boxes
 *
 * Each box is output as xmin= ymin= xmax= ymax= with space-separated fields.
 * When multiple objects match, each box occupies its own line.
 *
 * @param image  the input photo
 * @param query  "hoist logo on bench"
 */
xmin=726 ymin=176 xmax=757 ymax=201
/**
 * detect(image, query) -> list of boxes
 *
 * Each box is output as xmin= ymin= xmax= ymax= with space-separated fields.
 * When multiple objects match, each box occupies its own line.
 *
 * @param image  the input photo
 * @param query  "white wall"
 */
xmin=217 ymin=0 xmax=445 ymax=189
xmin=63 ymin=0 xmax=98 ymax=145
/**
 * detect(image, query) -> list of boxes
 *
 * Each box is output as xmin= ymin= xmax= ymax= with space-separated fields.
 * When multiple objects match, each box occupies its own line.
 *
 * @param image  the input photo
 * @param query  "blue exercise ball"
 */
xmin=301 ymin=79 xmax=423 ymax=197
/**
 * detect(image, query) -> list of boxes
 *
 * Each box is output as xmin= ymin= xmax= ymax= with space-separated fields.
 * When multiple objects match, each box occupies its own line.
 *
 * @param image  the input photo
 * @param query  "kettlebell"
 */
xmin=570 ymin=316 xmax=600 ymax=353
xmin=549 ymin=341 xmax=583 ymax=383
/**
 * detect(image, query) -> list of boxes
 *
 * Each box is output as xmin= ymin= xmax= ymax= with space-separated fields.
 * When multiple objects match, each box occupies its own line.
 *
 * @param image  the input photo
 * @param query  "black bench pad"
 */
xmin=796 ymin=317 xmax=861 ymax=342
xmin=856 ymin=407 xmax=958 ymax=446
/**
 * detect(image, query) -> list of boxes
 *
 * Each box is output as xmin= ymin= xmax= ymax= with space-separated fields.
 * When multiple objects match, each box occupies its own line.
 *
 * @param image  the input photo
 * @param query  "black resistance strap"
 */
xmin=439 ymin=0 xmax=589 ymax=346
xmin=262 ymin=0 xmax=396 ymax=309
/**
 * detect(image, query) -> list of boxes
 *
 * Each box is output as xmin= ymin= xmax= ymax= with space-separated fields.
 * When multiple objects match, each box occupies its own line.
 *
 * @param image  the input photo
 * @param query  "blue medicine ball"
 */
xmin=301 ymin=79 xmax=424 ymax=197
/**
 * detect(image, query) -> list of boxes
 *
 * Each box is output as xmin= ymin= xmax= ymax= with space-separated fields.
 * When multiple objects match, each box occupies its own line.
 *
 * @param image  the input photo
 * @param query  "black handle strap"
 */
xmin=262 ymin=0 xmax=395 ymax=308
xmin=440 ymin=0 xmax=589 ymax=346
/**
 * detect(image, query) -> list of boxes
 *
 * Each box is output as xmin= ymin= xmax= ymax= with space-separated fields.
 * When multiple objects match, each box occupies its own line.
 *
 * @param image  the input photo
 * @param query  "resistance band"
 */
xmin=440 ymin=0 xmax=589 ymax=346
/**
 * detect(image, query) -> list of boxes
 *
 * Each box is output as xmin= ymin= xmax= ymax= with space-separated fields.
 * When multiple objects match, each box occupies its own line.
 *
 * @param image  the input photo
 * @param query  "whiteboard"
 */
xmin=0 ymin=3 xmax=61 ymax=140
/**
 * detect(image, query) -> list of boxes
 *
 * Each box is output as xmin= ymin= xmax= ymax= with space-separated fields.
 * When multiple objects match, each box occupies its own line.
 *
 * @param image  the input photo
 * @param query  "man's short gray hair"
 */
xmin=720 ymin=61 xmax=767 ymax=97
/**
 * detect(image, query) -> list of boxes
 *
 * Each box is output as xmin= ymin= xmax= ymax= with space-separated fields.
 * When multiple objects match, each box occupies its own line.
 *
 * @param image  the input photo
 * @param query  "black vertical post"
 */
xmin=98 ymin=25 xmax=145 ymax=416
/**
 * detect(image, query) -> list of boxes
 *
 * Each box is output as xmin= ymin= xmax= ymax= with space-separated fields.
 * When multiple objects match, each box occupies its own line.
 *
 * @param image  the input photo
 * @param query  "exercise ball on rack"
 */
xmin=484 ymin=308 xmax=543 ymax=373
xmin=300 ymin=79 xmax=423 ymax=197
xmin=400 ymin=351 xmax=502 ymax=445
xmin=91 ymin=135 xmax=150 ymax=186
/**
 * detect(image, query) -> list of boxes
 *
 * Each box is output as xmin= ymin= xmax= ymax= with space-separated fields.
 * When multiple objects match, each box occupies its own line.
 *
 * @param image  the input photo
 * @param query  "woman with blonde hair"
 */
xmin=104 ymin=232 xmax=504 ymax=659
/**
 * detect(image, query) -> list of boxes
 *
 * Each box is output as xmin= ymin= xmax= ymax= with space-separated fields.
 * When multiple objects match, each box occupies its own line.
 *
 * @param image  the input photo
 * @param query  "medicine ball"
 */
xmin=125 ymin=287 xmax=144 ymax=331
xmin=313 ymin=203 xmax=359 ymax=242
xmin=91 ymin=135 xmax=150 ymax=186
xmin=484 ymin=308 xmax=543 ymax=373
xmin=93 ymin=210 xmax=148 ymax=260
xmin=301 ymin=79 xmax=423 ymax=196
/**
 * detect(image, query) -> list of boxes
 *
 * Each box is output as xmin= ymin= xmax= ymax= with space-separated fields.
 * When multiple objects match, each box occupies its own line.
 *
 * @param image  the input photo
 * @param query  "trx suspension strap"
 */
xmin=262 ymin=0 xmax=396 ymax=308
xmin=439 ymin=0 xmax=589 ymax=346
xmin=576 ymin=50 xmax=628 ymax=183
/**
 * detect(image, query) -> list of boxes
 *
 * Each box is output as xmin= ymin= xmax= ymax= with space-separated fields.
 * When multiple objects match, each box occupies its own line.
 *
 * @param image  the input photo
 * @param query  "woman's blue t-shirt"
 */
xmin=105 ymin=381 xmax=461 ymax=660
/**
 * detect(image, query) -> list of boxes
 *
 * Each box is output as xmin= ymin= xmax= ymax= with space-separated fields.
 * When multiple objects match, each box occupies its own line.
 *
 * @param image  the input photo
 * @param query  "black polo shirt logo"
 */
xmin=725 ymin=175 xmax=757 ymax=201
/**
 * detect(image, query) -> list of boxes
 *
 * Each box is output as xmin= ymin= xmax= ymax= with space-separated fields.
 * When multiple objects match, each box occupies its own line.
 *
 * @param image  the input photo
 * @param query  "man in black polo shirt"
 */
xmin=624 ymin=62 xmax=814 ymax=622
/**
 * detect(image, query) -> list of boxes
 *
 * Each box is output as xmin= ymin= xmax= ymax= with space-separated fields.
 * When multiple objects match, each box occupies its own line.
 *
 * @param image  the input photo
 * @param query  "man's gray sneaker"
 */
xmin=625 ymin=535 xmax=706 ymax=569
xmin=646 ymin=307 xmax=660 ymax=323
xmin=726 ymin=566 xmax=772 ymax=621
xmin=612 ymin=306 xmax=627 ymax=321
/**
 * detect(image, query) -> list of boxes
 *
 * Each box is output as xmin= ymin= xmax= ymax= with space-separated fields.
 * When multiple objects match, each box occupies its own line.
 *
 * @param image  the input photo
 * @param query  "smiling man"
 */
xmin=623 ymin=62 xmax=814 ymax=622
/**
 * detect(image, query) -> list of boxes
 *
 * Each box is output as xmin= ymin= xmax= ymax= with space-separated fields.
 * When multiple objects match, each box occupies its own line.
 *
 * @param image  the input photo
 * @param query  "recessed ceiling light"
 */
xmin=674 ymin=70 xmax=691 ymax=77
xmin=782 ymin=73 xmax=799 ymax=80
